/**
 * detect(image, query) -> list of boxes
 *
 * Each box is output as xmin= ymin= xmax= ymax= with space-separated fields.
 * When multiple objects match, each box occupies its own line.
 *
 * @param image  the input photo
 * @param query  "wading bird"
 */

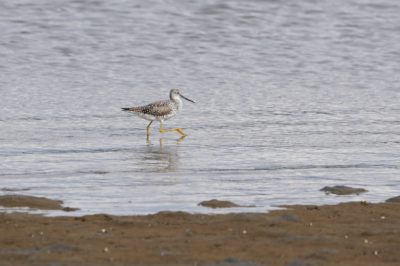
xmin=122 ymin=89 xmax=195 ymax=139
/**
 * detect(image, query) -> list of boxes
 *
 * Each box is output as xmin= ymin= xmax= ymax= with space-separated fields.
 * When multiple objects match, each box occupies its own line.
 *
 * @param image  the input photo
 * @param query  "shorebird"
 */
xmin=122 ymin=89 xmax=195 ymax=138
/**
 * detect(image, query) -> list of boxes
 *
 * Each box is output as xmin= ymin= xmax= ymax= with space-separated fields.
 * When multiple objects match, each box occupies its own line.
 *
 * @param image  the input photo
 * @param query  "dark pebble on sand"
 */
xmin=0 ymin=195 xmax=78 ymax=211
xmin=199 ymin=199 xmax=241 ymax=208
xmin=320 ymin=186 xmax=367 ymax=195
xmin=386 ymin=196 xmax=400 ymax=203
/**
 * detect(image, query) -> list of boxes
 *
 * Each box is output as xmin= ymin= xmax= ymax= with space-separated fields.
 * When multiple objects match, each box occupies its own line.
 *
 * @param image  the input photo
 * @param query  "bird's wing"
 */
xmin=130 ymin=100 xmax=172 ymax=116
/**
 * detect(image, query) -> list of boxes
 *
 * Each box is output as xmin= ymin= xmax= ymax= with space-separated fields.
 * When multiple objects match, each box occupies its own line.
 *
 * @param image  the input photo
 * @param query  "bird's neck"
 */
xmin=172 ymin=96 xmax=183 ymax=111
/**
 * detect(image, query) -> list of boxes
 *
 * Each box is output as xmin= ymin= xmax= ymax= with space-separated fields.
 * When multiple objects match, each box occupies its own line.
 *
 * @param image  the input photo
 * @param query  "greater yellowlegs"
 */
xmin=122 ymin=89 xmax=195 ymax=138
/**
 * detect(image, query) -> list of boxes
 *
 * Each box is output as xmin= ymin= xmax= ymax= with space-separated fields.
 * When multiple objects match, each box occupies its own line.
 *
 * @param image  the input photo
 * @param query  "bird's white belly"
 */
xmin=135 ymin=112 xmax=157 ymax=121
xmin=135 ymin=110 xmax=177 ymax=121
xmin=156 ymin=111 xmax=177 ymax=121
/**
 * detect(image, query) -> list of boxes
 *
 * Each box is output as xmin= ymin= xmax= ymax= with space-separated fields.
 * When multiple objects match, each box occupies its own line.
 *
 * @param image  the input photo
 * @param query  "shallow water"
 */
xmin=1 ymin=0 xmax=400 ymax=215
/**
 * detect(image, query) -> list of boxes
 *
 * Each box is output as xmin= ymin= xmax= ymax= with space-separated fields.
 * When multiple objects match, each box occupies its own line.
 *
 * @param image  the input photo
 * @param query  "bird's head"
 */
xmin=170 ymin=89 xmax=195 ymax=103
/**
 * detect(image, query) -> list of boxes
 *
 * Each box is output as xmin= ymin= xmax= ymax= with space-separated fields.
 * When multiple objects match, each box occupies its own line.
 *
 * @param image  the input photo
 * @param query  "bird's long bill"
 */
xmin=179 ymin=93 xmax=195 ymax=103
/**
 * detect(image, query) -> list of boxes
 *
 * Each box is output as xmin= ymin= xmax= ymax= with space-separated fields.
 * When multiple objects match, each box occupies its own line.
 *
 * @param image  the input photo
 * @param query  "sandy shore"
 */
xmin=1 ymin=198 xmax=400 ymax=265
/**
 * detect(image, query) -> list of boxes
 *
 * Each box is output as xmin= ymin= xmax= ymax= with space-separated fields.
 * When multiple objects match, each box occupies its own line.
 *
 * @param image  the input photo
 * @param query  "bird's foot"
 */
xmin=175 ymin=128 xmax=187 ymax=136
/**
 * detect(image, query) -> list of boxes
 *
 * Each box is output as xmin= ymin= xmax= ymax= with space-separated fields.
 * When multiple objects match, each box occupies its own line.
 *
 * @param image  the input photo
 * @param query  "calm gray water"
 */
xmin=1 ymin=0 xmax=400 ymax=215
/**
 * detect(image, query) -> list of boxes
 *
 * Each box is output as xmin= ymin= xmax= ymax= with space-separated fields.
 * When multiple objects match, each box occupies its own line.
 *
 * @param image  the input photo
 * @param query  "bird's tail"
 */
xmin=121 ymin=107 xmax=140 ymax=112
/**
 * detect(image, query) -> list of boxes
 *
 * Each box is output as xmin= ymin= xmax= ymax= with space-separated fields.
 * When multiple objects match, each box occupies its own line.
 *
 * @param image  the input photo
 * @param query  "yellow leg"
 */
xmin=159 ymin=122 xmax=187 ymax=136
xmin=159 ymin=138 xmax=164 ymax=152
xmin=177 ymin=135 xmax=186 ymax=143
xmin=146 ymin=121 xmax=153 ymax=138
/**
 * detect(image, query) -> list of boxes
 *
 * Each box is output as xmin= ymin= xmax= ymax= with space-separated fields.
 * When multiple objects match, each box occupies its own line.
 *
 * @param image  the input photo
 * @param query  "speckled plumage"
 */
xmin=121 ymin=89 xmax=195 ymax=138
xmin=124 ymin=99 xmax=180 ymax=121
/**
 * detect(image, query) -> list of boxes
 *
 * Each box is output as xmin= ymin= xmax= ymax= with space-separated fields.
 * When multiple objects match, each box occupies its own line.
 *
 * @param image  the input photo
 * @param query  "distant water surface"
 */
xmin=1 ymin=0 xmax=400 ymax=215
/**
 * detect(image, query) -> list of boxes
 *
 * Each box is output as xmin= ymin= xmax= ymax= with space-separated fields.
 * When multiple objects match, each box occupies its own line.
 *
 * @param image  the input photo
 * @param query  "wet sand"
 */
xmin=0 ymin=195 xmax=78 ymax=211
xmin=1 ymin=200 xmax=400 ymax=265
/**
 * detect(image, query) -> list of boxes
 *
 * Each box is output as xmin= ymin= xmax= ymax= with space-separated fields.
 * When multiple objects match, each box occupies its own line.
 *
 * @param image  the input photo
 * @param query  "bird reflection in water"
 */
xmin=142 ymin=138 xmax=183 ymax=173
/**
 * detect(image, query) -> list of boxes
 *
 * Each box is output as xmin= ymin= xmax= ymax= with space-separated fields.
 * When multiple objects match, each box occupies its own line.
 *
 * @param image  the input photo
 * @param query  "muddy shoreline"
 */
xmin=1 ymin=199 xmax=400 ymax=265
